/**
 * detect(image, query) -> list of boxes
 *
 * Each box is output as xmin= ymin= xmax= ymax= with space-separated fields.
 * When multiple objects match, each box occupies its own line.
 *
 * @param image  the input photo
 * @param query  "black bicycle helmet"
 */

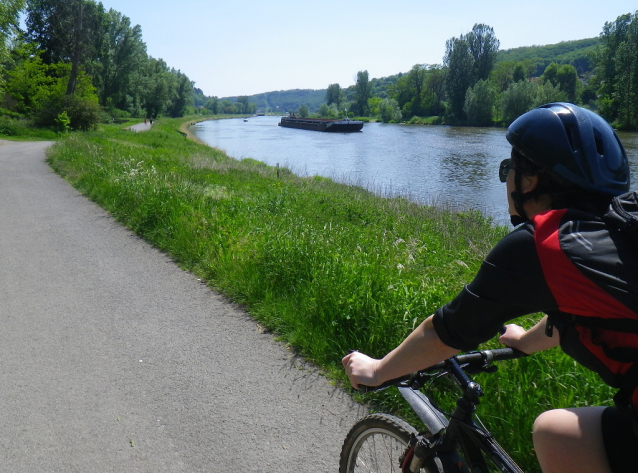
xmin=506 ymin=102 xmax=630 ymax=196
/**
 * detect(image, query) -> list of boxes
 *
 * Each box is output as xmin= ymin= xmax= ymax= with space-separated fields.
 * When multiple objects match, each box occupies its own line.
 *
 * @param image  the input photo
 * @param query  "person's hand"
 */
xmin=342 ymin=351 xmax=381 ymax=390
xmin=499 ymin=324 xmax=529 ymax=352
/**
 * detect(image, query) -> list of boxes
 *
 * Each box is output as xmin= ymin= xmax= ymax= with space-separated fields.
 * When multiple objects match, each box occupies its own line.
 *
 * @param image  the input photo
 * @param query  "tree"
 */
xmin=444 ymin=36 xmax=474 ymax=121
xmin=444 ymin=24 xmax=499 ymax=122
xmin=326 ymin=83 xmax=344 ymax=107
xmin=367 ymin=96 xmax=382 ymax=117
xmin=25 ymin=0 xmax=106 ymax=95
xmin=167 ymin=69 xmax=193 ymax=117
xmin=6 ymin=45 xmax=100 ymax=129
xmin=298 ymin=104 xmax=309 ymax=117
xmin=353 ymin=70 xmax=371 ymax=116
xmin=95 ymin=8 xmax=147 ymax=111
xmin=466 ymin=24 xmax=500 ymax=82
xmin=0 ymin=0 xmax=25 ymax=81
xmin=535 ymin=82 xmax=567 ymax=106
xmin=236 ymin=95 xmax=249 ymax=114
xmin=424 ymin=66 xmax=446 ymax=116
xmin=204 ymin=97 xmax=219 ymax=114
xmin=140 ymin=57 xmax=176 ymax=119
xmin=592 ymin=12 xmax=638 ymax=125
xmin=318 ymin=103 xmax=329 ymax=117
xmin=392 ymin=64 xmax=428 ymax=117
xmin=378 ymin=98 xmax=402 ymax=123
xmin=541 ymin=63 xmax=578 ymax=103
xmin=500 ymin=80 xmax=537 ymax=125
xmin=614 ymin=31 xmax=638 ymax=129
xmin=464 ymin=79 xmax=496 ymax=126
xmin=5 ymin=47 xmax=59 ymax=115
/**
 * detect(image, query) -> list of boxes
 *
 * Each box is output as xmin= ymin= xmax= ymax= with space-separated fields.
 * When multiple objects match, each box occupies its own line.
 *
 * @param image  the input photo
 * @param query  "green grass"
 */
xmin=0 ymin=116 xmax=60 ymax=140
xmin=46 ymin=116 xmax=616 ymax=473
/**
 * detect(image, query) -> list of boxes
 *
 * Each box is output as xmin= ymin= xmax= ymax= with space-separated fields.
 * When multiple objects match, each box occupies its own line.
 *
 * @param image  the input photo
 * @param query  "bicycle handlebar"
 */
xmin=356 ymin=347 xmax=527 ymax=393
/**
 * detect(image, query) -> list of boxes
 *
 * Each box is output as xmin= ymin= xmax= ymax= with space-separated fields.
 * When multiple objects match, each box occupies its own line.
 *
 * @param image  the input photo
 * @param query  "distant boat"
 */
xmin=278 ymin=113 xmax=363 ymax=132
xmin=244 ymin=118 xmax=248 ymax=122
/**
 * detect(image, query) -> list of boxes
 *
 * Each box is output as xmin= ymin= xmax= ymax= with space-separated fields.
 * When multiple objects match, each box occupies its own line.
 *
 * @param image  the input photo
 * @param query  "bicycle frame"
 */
xmin=394 ymin=349 xmax=525 ymax=473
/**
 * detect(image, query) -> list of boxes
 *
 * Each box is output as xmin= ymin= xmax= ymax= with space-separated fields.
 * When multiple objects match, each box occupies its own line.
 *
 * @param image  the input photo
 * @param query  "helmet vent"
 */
xmin=565 ymin=127 xmax=576 ymax=151
xmin=594 ymin=130 xmax=605 ymax=157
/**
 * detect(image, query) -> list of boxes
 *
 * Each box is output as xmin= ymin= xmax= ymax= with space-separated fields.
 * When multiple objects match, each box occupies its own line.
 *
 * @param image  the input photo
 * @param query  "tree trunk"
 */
xmin=65 ymin=0 xmax=83 ymax=96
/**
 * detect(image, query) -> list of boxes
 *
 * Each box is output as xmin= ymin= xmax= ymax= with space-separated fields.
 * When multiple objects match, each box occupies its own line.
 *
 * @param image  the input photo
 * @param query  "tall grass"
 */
xmin=47 ymin=118 xmax=616 ymax=472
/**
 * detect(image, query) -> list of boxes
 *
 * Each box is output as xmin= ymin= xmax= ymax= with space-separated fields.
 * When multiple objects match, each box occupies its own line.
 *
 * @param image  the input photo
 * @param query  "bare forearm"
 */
xmin=375 ymin=315 xmax=459 ymax=383
xmin=500 ymin=315 xmax=560 ymax=354
xmin=342 ymin=315 xmax=459 ymax=389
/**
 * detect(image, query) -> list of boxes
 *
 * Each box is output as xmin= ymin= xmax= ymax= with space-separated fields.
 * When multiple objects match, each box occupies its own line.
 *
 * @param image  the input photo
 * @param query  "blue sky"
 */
xmin=96 ymin=0 xmax=636 ymax=98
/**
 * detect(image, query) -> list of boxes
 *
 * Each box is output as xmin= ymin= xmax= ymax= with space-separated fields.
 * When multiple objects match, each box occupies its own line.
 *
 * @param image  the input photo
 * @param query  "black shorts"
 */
xmin=602 ymin=406 xmax=638 ymax=473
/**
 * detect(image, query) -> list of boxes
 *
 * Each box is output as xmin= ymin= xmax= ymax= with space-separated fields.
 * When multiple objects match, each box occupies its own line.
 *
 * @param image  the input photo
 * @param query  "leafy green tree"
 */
xmin=6 ymin=45 xmax=100 ymax=129
xmin=614 ymin=29 xmax=638 ymax=129
xmin=5 ymin=47 xmax=58 ymax=115
xmin=367 ymin=96 xmax=382 ymax=117
xmin=326 ymin=83 xmax=344 ymax=107
xmin=444 ymin=35 xmax=474 ymax=121
xmin=236 ymin=95 xmax=249 ymax=113
xmin=318 ymin=103 xmax=329 ymax=117
xmin=204 ymin=97 xmax=219 ymax=114
xmin=464 ymin=79 xmax=496 ymax=126
xmin=535 ymin=82 xmax=567 ymax=106
xmin=353 ymin=70 xmax=371 ymax=116
xmin=392 ymin=64 xmax=430 ymax=117
xmin=541 ymin=63 xmax=578 ymax=102
xmin=140 ymin=57 xmax=176 ymax=119
xmin=25 ymin=0 xmax=106 ymax=95
xmin=424 ymin=66 xmax=446 ymax=116
xmin=444 ymin=24 xmax=499 ymax=122
xmin=378 ymin=98 xmax=402 ymax=123
xmin=167 ymin=69 xmax=193 ymax=117
xmin=500 ymin=80 xmax=536 ymax=125
xmin=0 ymin=0 xmax=25 ymax=82
xmin=592 ymin=13 xmax=633 ymax=120
xmin=490 ymin=61 xmax=531 ymax=92
xmin=467 ymin=24 xmax=500 ymax=81
xmin=219 ymin=100 xmax=235 ymax=114
xmin=95 ymin=8 xmax=147 ymax=112
xmin=298 ymin=104 xmax=309 ymax=117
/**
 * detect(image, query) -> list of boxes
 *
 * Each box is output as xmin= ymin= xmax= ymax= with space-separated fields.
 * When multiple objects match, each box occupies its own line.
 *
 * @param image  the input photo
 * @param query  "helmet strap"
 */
xmin=510 ymin=167 xmax=530 ymax=226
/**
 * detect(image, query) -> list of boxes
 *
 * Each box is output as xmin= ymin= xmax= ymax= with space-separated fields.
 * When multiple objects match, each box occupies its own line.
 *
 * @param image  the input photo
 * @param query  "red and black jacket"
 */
xmin=534 ymin=208 xmax=638 ymax=411
xmin=433 ymin=192 xmax=638 ymax=412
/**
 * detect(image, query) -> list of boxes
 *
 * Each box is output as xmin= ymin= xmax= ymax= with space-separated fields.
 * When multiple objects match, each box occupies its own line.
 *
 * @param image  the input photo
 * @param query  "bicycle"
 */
xmin=340 ymin=347 xmax=527 ymax=473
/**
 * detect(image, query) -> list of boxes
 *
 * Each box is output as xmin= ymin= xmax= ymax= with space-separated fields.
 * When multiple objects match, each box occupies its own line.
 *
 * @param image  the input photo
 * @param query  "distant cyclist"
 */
xmin=343 ymin=103 xmax=638 ymax=473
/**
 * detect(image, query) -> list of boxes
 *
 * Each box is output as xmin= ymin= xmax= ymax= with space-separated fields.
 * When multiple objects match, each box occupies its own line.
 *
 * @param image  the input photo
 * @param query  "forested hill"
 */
xmin=219 ymin=37 xmax=599 ymax=113
xmin=496 ymin=37 xmax=599 ymax=75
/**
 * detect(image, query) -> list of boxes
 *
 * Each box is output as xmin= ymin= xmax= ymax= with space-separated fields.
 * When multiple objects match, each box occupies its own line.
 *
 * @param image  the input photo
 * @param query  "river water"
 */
xmin=192 ymin=116 xmax=638 ymax=227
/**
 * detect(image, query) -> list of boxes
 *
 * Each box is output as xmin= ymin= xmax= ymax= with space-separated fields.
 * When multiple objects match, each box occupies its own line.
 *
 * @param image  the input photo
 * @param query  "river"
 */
xmin=192 ymin=116 xmax=638 ymax=227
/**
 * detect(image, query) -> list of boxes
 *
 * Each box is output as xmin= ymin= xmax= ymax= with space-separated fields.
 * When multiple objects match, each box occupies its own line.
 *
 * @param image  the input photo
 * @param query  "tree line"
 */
xmin=0 ymin=0 xmax=196 ymax=131
xmin=304 ymin=13 xmax=638 ymax=130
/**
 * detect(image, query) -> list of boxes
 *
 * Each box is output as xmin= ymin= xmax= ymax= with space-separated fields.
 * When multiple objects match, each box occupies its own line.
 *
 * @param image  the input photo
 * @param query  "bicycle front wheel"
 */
xmin=340 ymin=413 xmax=444 ymax=473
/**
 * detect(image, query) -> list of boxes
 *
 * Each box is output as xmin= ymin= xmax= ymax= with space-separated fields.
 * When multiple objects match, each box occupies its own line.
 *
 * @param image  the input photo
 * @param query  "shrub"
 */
xmin=0 ymin=118 xmax=19 ymax=136
xmin=38 ymin=94 xmax=101 ymax=131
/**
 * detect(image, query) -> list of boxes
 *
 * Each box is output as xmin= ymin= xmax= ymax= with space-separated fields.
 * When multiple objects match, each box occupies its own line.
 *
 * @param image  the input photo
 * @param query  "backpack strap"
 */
xmin=533 ymin=210 xmax=638 ymax=322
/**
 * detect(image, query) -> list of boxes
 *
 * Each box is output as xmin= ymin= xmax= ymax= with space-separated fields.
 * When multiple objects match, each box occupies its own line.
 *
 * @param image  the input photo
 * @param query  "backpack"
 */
xmin=604 ymin=191 xmax=638 ymax=243
xmin=533 ymin=194 xmax=638 ymax=426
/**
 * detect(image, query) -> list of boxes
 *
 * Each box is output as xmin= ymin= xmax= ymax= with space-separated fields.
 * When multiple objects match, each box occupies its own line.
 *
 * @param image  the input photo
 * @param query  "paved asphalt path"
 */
xmin=0 ymin=140 xmax=366 ymax=472
xmin=128 ymin=122 xmax=152 ymax=132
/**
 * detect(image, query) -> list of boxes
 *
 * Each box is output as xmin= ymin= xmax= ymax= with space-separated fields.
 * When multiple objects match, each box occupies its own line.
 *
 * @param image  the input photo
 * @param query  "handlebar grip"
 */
xmin=357 ymin=373 xmax=413 ymax=393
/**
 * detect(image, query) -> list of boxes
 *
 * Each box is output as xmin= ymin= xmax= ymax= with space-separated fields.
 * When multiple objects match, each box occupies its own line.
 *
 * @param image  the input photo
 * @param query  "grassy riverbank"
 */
xmin=47 ymin=117 xmax=615 ymax=473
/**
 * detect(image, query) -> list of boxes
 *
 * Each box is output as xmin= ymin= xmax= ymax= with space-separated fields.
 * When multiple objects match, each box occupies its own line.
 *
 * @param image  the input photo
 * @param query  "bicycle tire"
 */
xmin=339 ymin=413 xmax=445 ymax=473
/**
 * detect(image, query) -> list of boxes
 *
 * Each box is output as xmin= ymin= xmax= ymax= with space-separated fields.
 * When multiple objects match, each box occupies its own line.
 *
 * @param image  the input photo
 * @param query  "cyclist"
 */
xmin=342 ymin=102 xmax=638 ymax=473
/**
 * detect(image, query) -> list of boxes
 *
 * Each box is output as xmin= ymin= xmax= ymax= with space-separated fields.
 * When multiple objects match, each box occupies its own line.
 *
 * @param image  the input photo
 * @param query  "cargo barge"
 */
xmin=278 ymin=114 xmax=363 ymax=132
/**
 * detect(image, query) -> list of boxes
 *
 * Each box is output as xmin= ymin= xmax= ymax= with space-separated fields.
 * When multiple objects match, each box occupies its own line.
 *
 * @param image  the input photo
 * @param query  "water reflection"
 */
xmin=193 ymin=117 xmax=638 ymax=227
